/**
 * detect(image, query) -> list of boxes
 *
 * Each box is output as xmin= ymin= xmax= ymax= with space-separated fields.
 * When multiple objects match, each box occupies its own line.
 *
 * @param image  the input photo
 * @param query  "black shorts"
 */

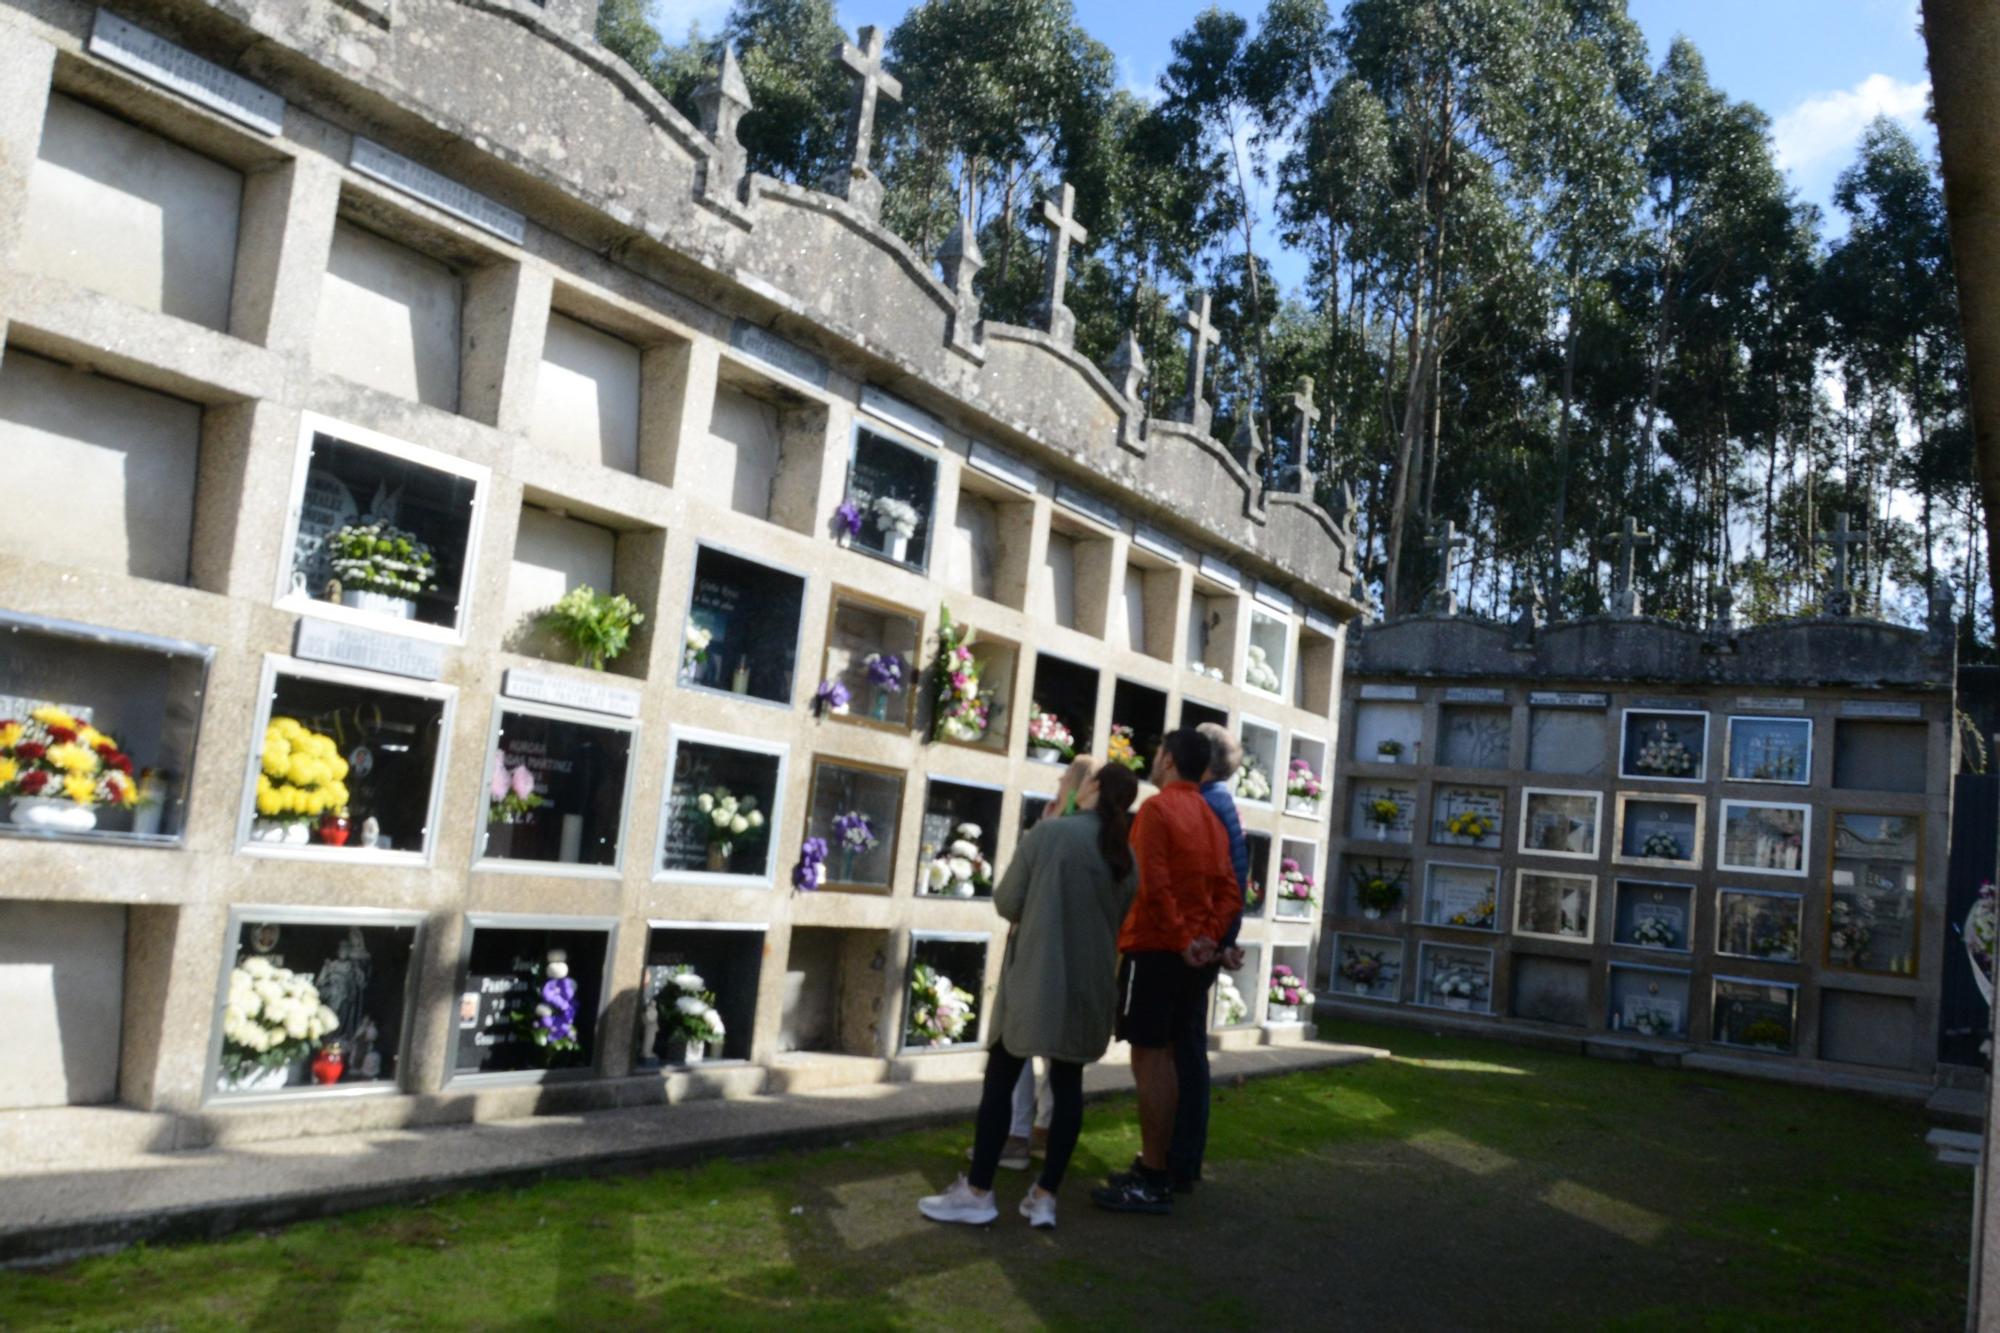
xmin=1115 ymin=951 xmax=1209 ymax=1049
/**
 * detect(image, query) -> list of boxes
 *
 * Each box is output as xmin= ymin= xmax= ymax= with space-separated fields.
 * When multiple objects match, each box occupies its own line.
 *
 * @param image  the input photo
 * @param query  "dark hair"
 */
xmin=1093 ymin=764 xmax=1138 ymax=880
xmin=1161 ymin=728 xmax=1212 ymax=785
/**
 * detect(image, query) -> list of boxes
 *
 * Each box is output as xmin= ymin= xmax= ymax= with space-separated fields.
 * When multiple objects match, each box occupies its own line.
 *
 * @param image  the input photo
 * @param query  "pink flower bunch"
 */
xmin=1268 ymin=963 xmax=1313 ymax=1008
xmin=1278 ymin=857 xmax=1316 ymax=901
xmin=1286 ymin=757 xmax=1322 ymax=800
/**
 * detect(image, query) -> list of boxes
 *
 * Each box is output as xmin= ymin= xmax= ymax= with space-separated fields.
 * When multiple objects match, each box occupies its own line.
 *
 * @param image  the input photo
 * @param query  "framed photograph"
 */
xmin=1415 ymin=941 xmax=1493 ymax=1014
xmin=1422 ymin=862 xmax=1501 ymax=932
xmin=1612 ymin=879 xmax=1694 ymax=953
xmin=1513 ymin=869 xmax=1596 ymax=943
xmin=1726 ymin=716 xmax=1812 ymax=785
xmin=1519 ymin=787 xmax=1602 ymax=859
xmin=1711 ymin=976 xmax=1798 ymax=1054
xmin=1613 ymin=793 xmax=1704 ymax=869
xmin=1718 ymin=800 xmax=1809 ymax=877
xmin=1619 ymin=709 xmax=1708 ymax=782
xmin=1431 ymin=785 xmax=1504 ymax=850
xmin=1715 ymin=886 xmax=1804 ymax=963
xmin=1827 ymin=811 xmax=1922 ymax=976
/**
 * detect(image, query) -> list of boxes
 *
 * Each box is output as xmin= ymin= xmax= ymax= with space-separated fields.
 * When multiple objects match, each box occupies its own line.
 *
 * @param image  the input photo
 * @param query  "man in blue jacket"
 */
xmin=1171 ymin=722 xmax=1249 ymax=1192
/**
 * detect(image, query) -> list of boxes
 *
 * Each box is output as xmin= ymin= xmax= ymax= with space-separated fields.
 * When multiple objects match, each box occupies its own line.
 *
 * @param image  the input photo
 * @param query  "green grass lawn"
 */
xmin=0 ymin=1020 xmax=1973 ymax=1331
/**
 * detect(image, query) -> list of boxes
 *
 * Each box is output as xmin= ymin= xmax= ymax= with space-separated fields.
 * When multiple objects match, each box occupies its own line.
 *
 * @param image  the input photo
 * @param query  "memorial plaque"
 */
xmin=1444 ymin=687 xmax=1507 ymax=704
xmin=455 ymin=969 xmax=536 ymax=1071
xmin=1359 ymin=684 xmax=1418 ymax=701
xmin=1616 ymin=795 xmax=1702 ymax=865
xmin=1198 ymin=555 xmax=1242 ymax=589
xmin=1719 ymin=801 xmax=1808 ymax=875
xmin=1614 ymin=880 xmax=1692 ymax=952
xmin=1254 ymin=582 xmax=1294 ymax=614
xmin=1737 ymin=697 xmax=1806 ymax=712
xmin=1423 ymin=863 xmax=1499 ymax=930
xmin=728 ymin=319 xmax=830 ymax=389
xmin=1634 ymin=696 xmax=1701 ymax=711
xmin=1417 ymin=942 xmax=1493 ymax=1013
xmin=1350 ymin=783 xmax=1417 ymax=843
xmin=502 ymin=668 xmax=641 ymax=718
xmin=1431 ymin=786 xmax=1504 ymax=849
xmin=1055 ymin=484 xmax=1120 ymax=530
xmin=1529 ymin=691 xmax=1607 ymax=708
xmin=1726 ymin=716 xmax=1813 ymax=784
xmin=1715 ymin=888 xmax=1803 ymax=962
xmin=1515 ymin=870 xmax=1595 ymax=941
xmin=294 ymin=618 xmax=445 ymax=680
xmin=1528 ymin=707 xmax=1606 ymax=775
xmin=967 ymin=440 xmax=1038 ymax=493
xmin=1711 ymin=977 xmax=1797 ymax=1052
xmin=1840 ymin=700 xmax=1923 ymax=719
xmin=350 ymin=138 xmax=526 ymax=244
xmin=859 ymin=386 xmax=944 ymax=446
xmin=1133 ymin=524 xmax=1183 ymax=563
xmin=1439 ymin=705 xmax=1510 ymax=769
xmin=90 ymin=10 xmax=286 ymax=136
xmin=1521 ymin=789 xmax=1601 ymax=859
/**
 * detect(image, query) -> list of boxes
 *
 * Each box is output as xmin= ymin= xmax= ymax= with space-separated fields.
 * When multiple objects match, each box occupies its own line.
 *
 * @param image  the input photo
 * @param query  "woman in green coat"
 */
xmin=919 ymin=762 xmax=1140 ymax=1231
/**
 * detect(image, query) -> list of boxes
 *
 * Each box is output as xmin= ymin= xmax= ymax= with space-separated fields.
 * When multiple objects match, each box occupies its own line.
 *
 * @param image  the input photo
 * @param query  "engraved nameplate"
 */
xmin=90 ymin=10 xmax=285 ymax=136
xmin=1199 ymin=555 xmax=1242 ymax=589
xmin=1633 ymin=697 xmax=1702 ymax=711
xmin=1304 ymin=608 xmax=1340 ymax=639
xmin=1737 ymin=697 xmax=1807 ymax=712
xmin=859 ymin=386 xmax=943 ymax=447
xmin=1444 ymin=687 xmax=1508 ymax=704
xmin=350 ymin=138 xmax=526 ymax=243
xmin=1132 ymin=525 xmax=1183 ymax=563
xmin=1529 ymin=691 xmax=1607 ymax=708
xmin=966 ymin=440 xmax=1038 ymax=493
xmin=1840 ymin=700 xmax=1924 ymax=719
xmin=1055 ymin=485 xmax=1119 ymax=530
xmin=502 ymin=668 xmax=641 ymax=718
xmin=729 ymin=319 xmax=829 ymax=389
xmin=1254 ymin=582 xmax=1294 ymax=614
xmin=294 ymin=618 xmax=444 ymax=680
xmin=1359 ymin=684 xmax=1418 ymax=701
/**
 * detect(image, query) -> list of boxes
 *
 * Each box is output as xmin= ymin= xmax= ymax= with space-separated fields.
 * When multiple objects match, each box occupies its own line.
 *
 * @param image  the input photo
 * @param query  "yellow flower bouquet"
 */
xmin=0 ymin=705 xmax=140 ymax=833
xmin=253 ymin=717 xmax=350 ymax=845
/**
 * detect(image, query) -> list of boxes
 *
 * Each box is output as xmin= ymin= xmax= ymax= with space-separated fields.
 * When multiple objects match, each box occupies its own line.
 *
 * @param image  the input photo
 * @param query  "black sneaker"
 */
xmin=1091 ymin=1170 xmax=1173 ymax=1214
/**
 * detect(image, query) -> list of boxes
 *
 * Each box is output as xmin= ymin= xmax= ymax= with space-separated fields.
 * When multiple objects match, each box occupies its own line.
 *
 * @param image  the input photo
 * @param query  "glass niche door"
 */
xmin=475 ymin=703 xmax=636 ymax=874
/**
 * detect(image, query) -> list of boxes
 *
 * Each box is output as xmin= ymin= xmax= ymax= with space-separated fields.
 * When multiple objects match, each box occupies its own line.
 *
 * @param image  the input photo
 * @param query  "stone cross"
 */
xmin=1179 ymin=292 xmax=1220 ymax=432
xmin=1510 ymin=570 xmax=1545 ymax=649
xmin=1284 ymin=376 xmax=1321 ymax=495
xmin=694 ymin=47 xmax=754 ymax=210
xmin=1605 ymin=516 xmax=1654 ymax=617
xmin=1817 ymin=512 xmax=1866 ymax=617
xmin=1708 ymin=580 xmax=1735 ymax=635
xmin=938 ymin=210 xmax=984 ymax=354
xmin=1424 ymin=520 xmax=1469 ymax=615
xmin=828 ymin=25 xmax=902 ymax=218
xmin=1036 ymin=182 xmax=1088 ymax=346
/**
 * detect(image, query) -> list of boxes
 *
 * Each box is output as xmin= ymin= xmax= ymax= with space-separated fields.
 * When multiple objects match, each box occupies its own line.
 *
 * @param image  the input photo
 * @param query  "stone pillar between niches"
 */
xmin=398 ymin=911 xmax=464 ymax=1097
xmin=230 ymin=153 xmax=343 ymax=353
xmin=1146 ymin=562 xmax=1191 ymax=667
xmin=598 ymin=918 xmax=647 ymax=1081
xmin=636 ymin=336 xmax=713 ymax=490
xmin=120 ymin=903 xmax=228 ymax=1113
xmin=460 ymin=261 xmax=554 ymax=433
xmin=769 ymin=395 xmax=832 ymax=536
xmin=1071 ymin=530 xmax=1120 ymax=641
xmin=0 ymin=33 xmax=55 ymax=267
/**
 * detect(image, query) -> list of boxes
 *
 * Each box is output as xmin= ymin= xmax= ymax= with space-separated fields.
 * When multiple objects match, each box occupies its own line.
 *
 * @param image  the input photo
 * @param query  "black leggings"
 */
xmin=968 ymin=1044 xmax=1084 ymax=1193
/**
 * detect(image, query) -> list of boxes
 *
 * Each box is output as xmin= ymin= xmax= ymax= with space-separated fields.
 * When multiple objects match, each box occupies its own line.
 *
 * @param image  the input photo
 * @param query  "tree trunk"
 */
xmin=1549 ymin=293 xmax=1580 ymax=603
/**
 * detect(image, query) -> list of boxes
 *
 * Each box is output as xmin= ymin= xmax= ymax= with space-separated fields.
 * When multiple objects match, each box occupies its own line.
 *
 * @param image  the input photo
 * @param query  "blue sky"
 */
xmin=650 ymin=0 xmax=1934 ymax=287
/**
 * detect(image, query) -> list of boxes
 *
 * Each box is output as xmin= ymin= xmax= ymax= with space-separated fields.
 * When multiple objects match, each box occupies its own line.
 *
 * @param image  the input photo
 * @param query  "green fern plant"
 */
xmin=540 ymin=585 xmax=644 ymax=671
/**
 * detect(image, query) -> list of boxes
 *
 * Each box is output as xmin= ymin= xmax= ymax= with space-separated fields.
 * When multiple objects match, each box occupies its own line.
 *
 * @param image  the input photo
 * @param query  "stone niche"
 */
xmin=680 ymin=545 xmax=805 ymax=704
xmin=658 ymin=730 xmax=786 ymax=883
xmin=450 ymin=921 xmax=613 ymax=1080
xmin=20 ymin=94 xmax=242 ymax=331
xmin=1038 ymin=514 xmax=1115 ymax=638
xmin=1120 ymin=546 xmax=1180 ymax=663
xmin=530 ymin=311 xmax=642 ymax=474
xmin=635 ymin=924 xmax=764 ymax=1067
xmin=1438 ymin=705 xmax=1511 ymax=770
xmin=914 ymin=778 xmax=1003 ymax=899
xmin=1509 ymin=953 xmax=1590 ymax=1028
xmin=1832 ymin=719 xmax=1927 ymax=794
xmin=902 ymin=933 xmax=989 ymax=1051
xmin=1037 ymin=525 xmax=1081 ymax=630
xmin=1352 ymin=700 xmax=1421 ymax=766
xmin=779 ymin=925 xmax=890 ymax=1057
xmin=843 ymin=424 xmax=939 ymax=572
xmin=1243 ymin=829 xmax=1273 ymax=917
xmin=1527 ymin=704 xmax=1607 ymax=776
xmin=313 ymin=218 xmax=463 ymax=411
xmin=1028 ymin=652 xmax=1100 ymax=759
xmin=211 ymin=914 xmax=420 ymax=1098
xmin=0 ymin=901 xmax=126 ymax=1109
xmin=1213 ymin=942 xmax=1263 ymax=1027
xmin=1185 ymin=578 xmax=1238 ymax=685
xmin=1110 ymin=678 xmax=1169 ymax=773
xmin=693 ymin=361 xmax=826 ymax=532
xmin=1605 ymin=963 xmax=1691 ymax=1040
xmin=1180 ymin=697 xmax=1230 ymax=734
xmin=1818 ymin=989 xmax=1919 ymax=1069
xmin=1294 ymin=620 xmax=1340 ymax=718
xmin=1329 ymin=933 xmax=1403 ymax=1004
xmin=476 ymin=706 xmax=636 ymax=871
xmin=0 ymin=350 xmax=203 ymax=587
xmin=822 ymin=590 xmax=924 ymax=732
xmin=806 ymin=758 xmax=905 ymax=893
xmin=502 ymin=500 xmax=664 ymax=677
xmin=946 ymin=472 xmax=1034 ymax=611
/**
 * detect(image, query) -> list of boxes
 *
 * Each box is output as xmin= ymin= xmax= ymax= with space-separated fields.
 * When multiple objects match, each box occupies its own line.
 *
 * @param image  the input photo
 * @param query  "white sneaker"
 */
xmin=1019 ymin=1188 xmax=1057 ymax=1230
xmin=919 ymin=1175 xmax=999 ymax=1226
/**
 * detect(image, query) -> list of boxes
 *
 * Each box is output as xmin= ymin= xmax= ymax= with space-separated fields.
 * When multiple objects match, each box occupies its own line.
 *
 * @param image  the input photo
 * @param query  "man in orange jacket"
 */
xmin=1092 ymin=727 xmax=1239 ymax=1214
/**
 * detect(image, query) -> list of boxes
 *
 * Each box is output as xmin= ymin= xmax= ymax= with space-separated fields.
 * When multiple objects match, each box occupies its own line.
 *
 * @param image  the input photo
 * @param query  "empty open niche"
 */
xmin=476 ymin=706 xmax=635 ymax=872
xmin=1528 ymin=704 xmax=1607 ymax=775
xmin=502 ymin=500 xmax=662 ymax=677
xmin=636 ymin=924 xmax=764 ymax=1067
xmin=1438 ymin=705 xmax=1511 ymax=770
xmin=530 ymin=311 xmax=641 ymax=473
xmin=314 ymin=218 xmax=462 ymax=411
xmin=1510 ymin=954 xmax=1591 ymax=1028
xmin=1832 ymin=720 xmax=1928 ymax=793
xmin=0 ymin=350 xmax=204 ymax=587
xmin=0 ymin=901 xmax=128 ymax=1109
xmin=1180 ymin=697 xmax=1230 ymax=734
xmin=1185 ymin=582 xmax=1237 ymax=685
xmin=1039 ymin=527 xmax=1080 ymax=629
xmin=451 ymin=919 xmax=613 ymax=1079
xmin=779 ymin=925 xmax=890 ymax=1056
xmin=1120 ymin=547 xmax=1180 ymax=662
xmin=1294 ymin=619 xmax=1339 ymax=715
xmin=21 ymin=94 xmax=242 ymax=331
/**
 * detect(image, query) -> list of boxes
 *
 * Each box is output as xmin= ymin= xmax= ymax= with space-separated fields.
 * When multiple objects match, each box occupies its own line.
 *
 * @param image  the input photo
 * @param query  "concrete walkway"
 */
xmin=0 ymin=1040 xmax=1381 ymax=1266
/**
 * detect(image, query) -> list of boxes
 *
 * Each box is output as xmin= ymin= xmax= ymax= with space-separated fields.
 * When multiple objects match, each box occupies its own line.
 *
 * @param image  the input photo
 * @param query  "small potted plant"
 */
xmin=1232 ymin=755 xmax=1272 ymax=803
xmin=1339 ymin=947 xmax=1386 ymax=997
xmin=907 ymin=963 xmax=975 ymax=1047
xmin=657 ymin=965 xmax=726 ymax=1065
xmin=218 ymin=957 xmax=339 ymax=1093
xmin=1353 ymin=865 xmax=1405 ymax=920
xmin=1106 ymin=724 xmax=1148 ymax=774
xmin=325 ymin=521 xmax=438 ymax=620
xmin=1376 ymin=739 xmax=1404 ymax=764
xmin=871 ymin=495 xmax=921 ymax=563
xmin=0 ymin=705 xmax=141 ymax=834
xmin=540 ymin=585 xmax=645 ymax=671
xmin=1026 ymin=706 xmax=1075 ymax=765
xmin=696 ymin=786 xmax=765 ymax=872
xmin=1266 ymin=965 xmax=1313 ymax=1023
xmin=1285 ymin=757 xmax=1322 ymax=815
xmin=921 ymin=822 xmax=992 ymax=897
xmin=1274 ymin=858 xmax=1317 ymax=919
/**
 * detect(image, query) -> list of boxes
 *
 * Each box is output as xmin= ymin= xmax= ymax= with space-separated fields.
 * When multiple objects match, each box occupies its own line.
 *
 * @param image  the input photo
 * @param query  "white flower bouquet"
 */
xmin=658 ymin=965 xmax=726 ymax=1053
xmin=1630 ymin=915 xmax=1677 ymax=949
xmin=1244 ymin=644 xmax=1281 ymax=693
xmin=921 ymin=822 xmax=992 ymax=897
xmin=1433 ymin=965 xmax=1483 ymax=1002
xmin=682 ymin=623 xmax=714 ymax=676
xmin=1232 ymin=755 xmax=1272 ymax=802
xmin=907 ymin=963 xmax=975 ymax=1047
xmin=1215 ymin=973 xmax=1249 ymax=1025
xmin=872 ymin=495 xmax=920 ymax=539
xmin=696 ymin=786 xmax=765 ymax=858
xmin=221 ymin=956 xmax=340 ymax=1079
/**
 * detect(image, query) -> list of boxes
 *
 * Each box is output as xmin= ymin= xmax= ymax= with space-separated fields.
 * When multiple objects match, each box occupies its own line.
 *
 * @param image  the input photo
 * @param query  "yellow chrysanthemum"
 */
xmin=0 ymin=757 xmax=16 ymax=787
xmin=47 ymin=743 xmax=99 ymax=775
xmin=255 ymin=786 xmax=283 ymax=816
xmin=31 ymin=705 xmax=77 ymax=730
xmin=329 ymin=754 xmax=349 ymax=781
xmin=63 ymin=773 xmax=95 ymax=804
xmin=76 ymin=725 xmax=103 ymax=749
xmin=0 ymin=721 xmax=21 ymax=749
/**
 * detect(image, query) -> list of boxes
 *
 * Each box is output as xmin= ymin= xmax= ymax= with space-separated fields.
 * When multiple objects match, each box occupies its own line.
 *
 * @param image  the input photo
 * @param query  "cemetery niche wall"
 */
xmin=0 ymin=0 xmax=1361 ymax=1146
xmin=1326 ymin=605 xmax=1956 ymax=1089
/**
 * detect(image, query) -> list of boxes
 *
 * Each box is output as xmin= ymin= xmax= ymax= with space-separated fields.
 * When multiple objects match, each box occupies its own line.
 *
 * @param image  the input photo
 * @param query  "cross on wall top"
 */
xmin=1605 ymin=515 xmax=1655 ymax=617
xmin=1424 ymin=520 xmax=1469 ymax=615
xmin=1037 ymin=183 xmax=1089 ymax=347
xmin=829 ymin=26 xmax=902 ymax=214
xmin=1817 ymin=512 xmax=1868 ymax=617
xmin=1180 ymin=292 xmax=1220 ymax=431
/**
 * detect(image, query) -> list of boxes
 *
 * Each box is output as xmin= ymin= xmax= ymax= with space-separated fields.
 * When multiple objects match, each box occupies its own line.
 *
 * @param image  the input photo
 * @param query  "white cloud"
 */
xmin=1771 ymin=73 xmax=1930 ymax=177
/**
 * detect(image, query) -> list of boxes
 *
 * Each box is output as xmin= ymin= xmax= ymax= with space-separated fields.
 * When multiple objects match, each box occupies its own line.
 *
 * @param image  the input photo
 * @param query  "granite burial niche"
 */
xmin=842 ymin=421 xmax=938 ymax=571
xmin=1212 ymin=941 xmax=1263 ymax=1028
xmin=449 ymin=917 xmax=614 ymax=1081
xmin=1109 ymin=677 xmax=1168 ymax=779
xmin=659 ymin=729 xmax=785 ymax=883
xmin=914 ymin=778 xmax=1002 ymax=899
xmin=1026 ymin=651 xmax=1098 ymax=765
xmin=821 ymin=589 xmax=923 ymax=731
xmin=902 ymin=932 xmax=989 ymax=1051
xmin=635 ymin=923 xmax=763 ymax=1068
xmin=475 ymin=705 xmax=635 ymax=872
xmin=679 ymin=544 xmax=806 ymax=705
xmin=806 ymin=757 xmax=905 ymax=893
xmin=779 ymin=926 xmax=891 ymax=1058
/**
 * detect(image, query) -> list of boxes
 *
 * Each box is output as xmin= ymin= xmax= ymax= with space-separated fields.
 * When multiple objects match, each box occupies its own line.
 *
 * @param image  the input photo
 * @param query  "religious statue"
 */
xmin=314 ymin=927 xmax=374 ymax=1062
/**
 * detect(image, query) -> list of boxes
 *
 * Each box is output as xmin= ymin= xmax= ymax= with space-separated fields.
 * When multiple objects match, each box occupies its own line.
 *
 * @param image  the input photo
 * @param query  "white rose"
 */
xmin=703 ymin=1008 xmax=724 ymax=1034
xmin=947 ymin=856 xmax=973 ymax=882
xmin=925 ymin=860 xmax=951 ymax=890
xmin=948 ymin=839 xmax=980 ymax=860
xmin=730 ymin=815 xmax=750 ymax=835
xmin=956 ymin=823 xmax=982 ymax=840
xmin=318 ymin=1005 xmax=341 ymax=1034
xmin=747 ymin=811 xmax=764 ymax=828
xmin=955 ymin=881 xmax=974 ymax=898
xmin=711 ymin=808 xmax=732 ymax=827
xmin=676 ymin=995 xmax=707 ymax=1016
xmin=673 ymin=972 xmax=705 ymax=991
xmin=240 ymin=957 xmax=274 ymax=979
xmin=697 ymin=793 xmax=715 ymax=813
